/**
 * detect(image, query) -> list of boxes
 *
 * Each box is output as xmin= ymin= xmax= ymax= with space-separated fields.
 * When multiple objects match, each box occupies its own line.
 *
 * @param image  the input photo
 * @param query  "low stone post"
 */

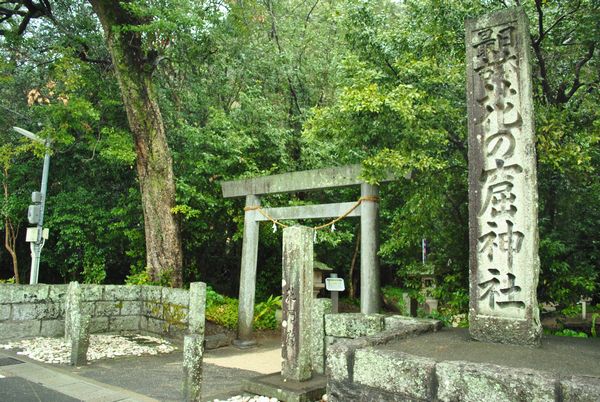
xmin=311 ymin=298 xmax=332 ymax=374
xmin=183 ymin=334 xmax=203 ymax=402
xmin=183 ymin=281 xmax=207 ymax=401
xmin=65 ymin=281 xmax=91 ymax=366
xmin=281 ymin=225 xmax=314 ymax=382
xmin=188 ymin=282 xmax=206 ymax=335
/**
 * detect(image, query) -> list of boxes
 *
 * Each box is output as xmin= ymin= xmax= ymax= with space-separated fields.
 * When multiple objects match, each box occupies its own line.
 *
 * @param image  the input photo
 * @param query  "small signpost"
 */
xmin=326 ymin=274 xmax=345 ymax=314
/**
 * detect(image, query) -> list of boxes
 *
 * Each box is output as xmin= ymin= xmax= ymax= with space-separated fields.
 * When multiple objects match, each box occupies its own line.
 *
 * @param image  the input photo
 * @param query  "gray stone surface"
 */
xmin=183 ymin=334 xmax=204 ymax=402
xmin=119 ymin=301 xmax=142 ymax=316
xmin=89 ymin=317 xmax=109 ymax=333
xmin=163 ymin=288 xmax=189 ymax=308
xmin=70 ymin=314 xmax=90 ymax=366
xmin=436 ymin=361 xmax=556 ymax=402
xmin=326 ymin=338 xmax=370 ymax=382
xmin=325 ymin=313 xmax=385 ymax=338
xmin=188 ymin=282 xmax=206 ymax=335
xmin=94 ymin=301 xmax=121 ymax=317
xmin=12 ymin=302 xmax=62 ymax=320
xmin=0 ymin=303 xmax=11 ymax=320
xmin=109 ymin=316 xmax=141 ymax=332
xmin=354 ymin=348 xmax=436 ymax=400
xmin=281 ymin=225 xmax=314 ymax=382
xmin=40 ymin=319 xmax=65 ymax=337
xmin=257 ymin=202 xmax=362 ymax=222
xmin=328 ymin=379 xmax=417 ymax=402
xmin=79 ymin=285 xmax=103 ymax=302
xmin=384 ymin=315 xmax=442 ymax=332
xmin=47 ymin=285 xmax=68 ymax=302
xmin=243 ymin=373 xmax=326 ymax=402
xmin=66 ymin=282 xmax=90 ymax=366
xmin=141 ymin=285 xmax=162 ymax=302
xmin=64 ymin=282 xmax=80 ymax=342
xmin=383 ymin=328 xmax=600 ymax=378
xmin=0 ymin=284 xmax=50 ymax=303
xmin=103 ymin=285 xmax=142 ymax=301
xmin=311 ymin=298 xmax=332 ymax=374
xmin=466 ymin=7 xmax=542 ymax=346
xmin=0 ymin=321 xmax=40 ymax=339
xmin=561 ymin=376 xmax=600 ymax=402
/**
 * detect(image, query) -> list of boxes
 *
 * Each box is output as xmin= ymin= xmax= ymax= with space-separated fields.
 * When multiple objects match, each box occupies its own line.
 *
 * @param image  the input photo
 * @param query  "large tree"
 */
xmin=1 ymin=0 xmax=183 ymax=286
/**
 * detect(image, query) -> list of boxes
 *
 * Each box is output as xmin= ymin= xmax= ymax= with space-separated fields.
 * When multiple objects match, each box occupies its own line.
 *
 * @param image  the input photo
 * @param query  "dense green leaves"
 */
xmin=0 ymin=0 xmax=598 ymax=311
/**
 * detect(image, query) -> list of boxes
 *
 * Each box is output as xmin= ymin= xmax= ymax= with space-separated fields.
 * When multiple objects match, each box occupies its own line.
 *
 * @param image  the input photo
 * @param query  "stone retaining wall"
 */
xmin=325 ymin=318 xmax=600 ymax=402
xmin=0 ymin=283 xmax=198 ymax=340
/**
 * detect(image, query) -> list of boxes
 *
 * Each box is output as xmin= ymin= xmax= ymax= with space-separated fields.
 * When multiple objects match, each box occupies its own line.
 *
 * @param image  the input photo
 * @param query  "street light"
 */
xmin=13 ymin=126 xmax=51 ymax=285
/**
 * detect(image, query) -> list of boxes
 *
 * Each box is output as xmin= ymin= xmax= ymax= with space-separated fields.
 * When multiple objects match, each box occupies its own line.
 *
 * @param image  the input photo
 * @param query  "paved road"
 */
xmin=0 ymin=336 xmax=282 ymax=402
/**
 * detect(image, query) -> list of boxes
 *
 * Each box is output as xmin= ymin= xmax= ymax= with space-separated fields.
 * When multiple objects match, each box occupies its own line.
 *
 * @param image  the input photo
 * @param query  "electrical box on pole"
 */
xmin=28 ymin=205 xmax=41 ymax=224
xmin=31 ymin=191 xmax=42 ymax=203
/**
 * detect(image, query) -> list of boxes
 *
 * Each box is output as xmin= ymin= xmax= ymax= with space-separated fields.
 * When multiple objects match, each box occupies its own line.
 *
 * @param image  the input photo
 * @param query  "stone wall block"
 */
xmin=353 ymin=348 xmax=436 ymax=400
xmin=325 ymin=313 xmax=385 ymax=338
xmin=103 ymin=285 xmax=141 ymax=301
xmin=436 ymin=361 xmax=557 ymax=402
xmin=12 ymin=302 xmax=62 ymax=320
xmin=80 ymin=285 xmax=103 ymax=302
xmin=89 ymin=317 xmax=109 ymax=333
xmin=47 ymin=285 xmax=68 ymax=302
xmin=0 ymin=320 xmax=40 ymax=339
xmin=146 ymin=317 xmax=166 ymax=334
xmin=163 ymin=288 xmax=189 ymax=308
xmin=188 ymin=282 xmax=206 ymax=335
xmin=384 ymin=316 xmax=442 ymax=332
xmin=0 ymin=304 xmax=11 ymax=321
xmin=94 ymin=301 xmax=121 ymax=317
xmin=109 ymin=315 xmax=141 ymax=332
xmin=0 ymin=284 xmax=49 ymax=303
xmin=328 ymin=379 xmax=417 ymax=402
xmin=142 ymin=285 xmax=162 ymax=303
xmin=41 ymin=319 xmax=65 ymax=337
xmin=326 ymin=338 xmax=371 ymax=382
xmin=143 ymin=301 xmax=163 ymax=319
xmin=119 ymin=301 xmax=142 ymax=316
xmin=561 ymin=376 xmax=600 ymax=402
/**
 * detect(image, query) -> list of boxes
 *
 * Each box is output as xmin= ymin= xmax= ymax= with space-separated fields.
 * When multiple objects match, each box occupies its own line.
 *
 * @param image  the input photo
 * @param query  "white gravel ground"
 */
xmin=0 ymin=333 xmax=174 ymax=364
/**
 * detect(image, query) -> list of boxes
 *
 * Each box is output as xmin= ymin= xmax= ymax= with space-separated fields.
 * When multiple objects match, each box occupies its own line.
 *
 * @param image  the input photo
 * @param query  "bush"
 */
xmin=205 ymin=286 xmax=281 ymax=331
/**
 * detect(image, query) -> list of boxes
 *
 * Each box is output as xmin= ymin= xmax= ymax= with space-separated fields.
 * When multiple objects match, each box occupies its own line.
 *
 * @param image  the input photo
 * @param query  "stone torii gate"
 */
xmin=221 ymin=164 xmax=394 ymax=347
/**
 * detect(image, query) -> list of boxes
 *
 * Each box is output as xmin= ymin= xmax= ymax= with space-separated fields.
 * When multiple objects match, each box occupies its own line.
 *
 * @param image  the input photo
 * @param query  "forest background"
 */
xmin=0 ymin=0 xmax=598 ymax=321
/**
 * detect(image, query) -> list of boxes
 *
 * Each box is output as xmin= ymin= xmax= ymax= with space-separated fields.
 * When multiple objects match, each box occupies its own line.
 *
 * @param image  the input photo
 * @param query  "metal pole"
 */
xmin=29 ymin=143 xmax=50 ymax=284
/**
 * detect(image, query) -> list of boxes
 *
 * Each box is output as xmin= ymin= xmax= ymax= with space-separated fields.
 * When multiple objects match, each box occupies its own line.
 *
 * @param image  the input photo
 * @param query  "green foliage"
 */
xmin=554 ymin=329 xmax=588 ymax=338
xmin=254 ymin=295 xmax=282 ymax=330
xmin=592 ymin=313 xmax=599 ymax=338
xmin=0 ymin=277 xmax=15 ymax=284
xmin=382 ymin=285 xmax=407 ymax=313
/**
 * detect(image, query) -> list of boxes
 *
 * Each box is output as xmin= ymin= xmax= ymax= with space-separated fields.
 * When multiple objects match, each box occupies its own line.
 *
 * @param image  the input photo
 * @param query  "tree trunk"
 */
xmin=90 ymin=0 xmax=183 ymax=286
xmin=3 ymin=169 xmax=19 ymax=284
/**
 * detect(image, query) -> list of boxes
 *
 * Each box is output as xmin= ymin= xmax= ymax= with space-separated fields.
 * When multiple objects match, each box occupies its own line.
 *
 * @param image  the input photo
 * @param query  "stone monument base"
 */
xmin=469 ymin=314 xmax=542 ymax=346
xmin=243 ymin=372 xmax=326 ymax=402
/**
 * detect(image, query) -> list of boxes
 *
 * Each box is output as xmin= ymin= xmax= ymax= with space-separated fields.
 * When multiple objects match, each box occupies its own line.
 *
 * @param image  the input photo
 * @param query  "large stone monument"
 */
xmin=466 ymin=8 xmax=542 ymax=346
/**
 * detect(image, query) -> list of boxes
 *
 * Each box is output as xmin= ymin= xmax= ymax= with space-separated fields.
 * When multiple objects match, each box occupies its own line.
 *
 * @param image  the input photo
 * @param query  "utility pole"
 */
xmin=13 ymin=127 xmax=51 ymax=284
